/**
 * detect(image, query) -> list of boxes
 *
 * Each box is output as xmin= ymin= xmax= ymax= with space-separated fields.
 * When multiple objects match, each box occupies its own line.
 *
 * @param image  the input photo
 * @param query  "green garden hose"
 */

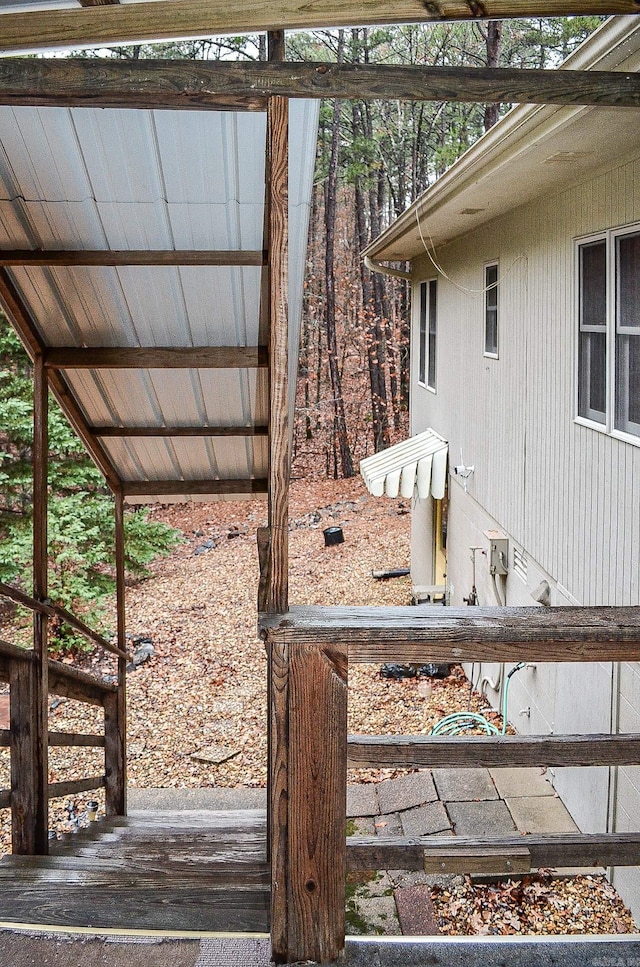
xmin=430 ymin=662 xmax=526 ymax=736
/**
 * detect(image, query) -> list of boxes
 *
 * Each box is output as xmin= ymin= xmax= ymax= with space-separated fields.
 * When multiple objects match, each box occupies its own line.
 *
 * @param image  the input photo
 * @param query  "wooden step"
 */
xmin=0 ymin=808 xmax=270 ymax=932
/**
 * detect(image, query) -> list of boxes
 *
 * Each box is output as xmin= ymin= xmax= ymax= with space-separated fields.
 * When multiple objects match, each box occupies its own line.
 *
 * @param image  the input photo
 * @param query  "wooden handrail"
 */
xmin=0 ymin=581 xmax=129 ymax=661
xmin=348 ymin=832 xmax=640 ymax=874
xmin=48 ymin=776 xmax=105 ymax=799
xmin=347 ymin=732 xmax=640 ymax=769
xmin=264 ymin=605 xmax=640 ymax=963
xmin=0 ymin=731 xmax=105 ymax=748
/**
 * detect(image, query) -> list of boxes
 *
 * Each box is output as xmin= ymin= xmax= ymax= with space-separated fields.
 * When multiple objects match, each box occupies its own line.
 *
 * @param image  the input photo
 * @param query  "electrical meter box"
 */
xmin=484 ymin=530 xmax=509 ymax=576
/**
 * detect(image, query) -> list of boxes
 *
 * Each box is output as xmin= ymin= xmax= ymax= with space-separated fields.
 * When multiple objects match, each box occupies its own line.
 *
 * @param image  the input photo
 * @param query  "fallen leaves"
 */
xmin=431 ymin=873 xmax=637 ymax=936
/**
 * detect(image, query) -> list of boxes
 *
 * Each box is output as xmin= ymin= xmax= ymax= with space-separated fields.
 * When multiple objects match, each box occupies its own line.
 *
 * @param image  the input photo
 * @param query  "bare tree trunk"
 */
xmin=324 ymin=33 xmax=354 ymax=478
xmin=484 ymin=21 xmax=503 ymax=131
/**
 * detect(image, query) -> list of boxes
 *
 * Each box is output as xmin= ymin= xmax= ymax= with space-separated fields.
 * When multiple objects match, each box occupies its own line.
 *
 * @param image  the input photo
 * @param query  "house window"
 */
xmin=484 ymin=262 xmax=498 ymax=357
xmin=577 ymin=227 xmax=640 ymax=440
xmin=418 ymin=279 xmax=438 ymax=391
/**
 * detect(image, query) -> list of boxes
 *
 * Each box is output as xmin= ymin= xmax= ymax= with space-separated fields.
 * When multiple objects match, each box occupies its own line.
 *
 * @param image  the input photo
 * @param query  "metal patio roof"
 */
xmin=0 ymin=98 xmax=318 ymax=502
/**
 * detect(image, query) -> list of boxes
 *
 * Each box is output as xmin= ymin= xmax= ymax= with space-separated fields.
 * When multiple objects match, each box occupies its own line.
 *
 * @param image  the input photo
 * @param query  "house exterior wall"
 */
xmin=409 ymin=149 xmax=640 ymax=914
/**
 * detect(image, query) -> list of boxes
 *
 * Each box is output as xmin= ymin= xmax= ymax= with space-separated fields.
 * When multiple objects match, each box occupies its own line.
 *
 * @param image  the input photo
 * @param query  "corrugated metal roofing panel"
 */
xmin=65 ymin=369 xmax=268 ymax=429
xmin=0 ymin=98 xmax=319 ymax=500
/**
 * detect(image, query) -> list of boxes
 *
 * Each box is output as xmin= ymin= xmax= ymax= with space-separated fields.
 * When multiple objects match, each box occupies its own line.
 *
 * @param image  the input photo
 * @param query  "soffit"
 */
xmin=366 ymin=17 xmax=640 ymax=262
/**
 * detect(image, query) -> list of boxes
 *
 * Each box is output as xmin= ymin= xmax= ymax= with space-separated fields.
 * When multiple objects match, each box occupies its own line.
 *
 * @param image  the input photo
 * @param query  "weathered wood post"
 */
xmin=268 ymin=622 xmax=348 ymax=964
xmin=31 ymin=354 xmax=49 ymax=853
xmin=104 ymin=490 xmax=127 ymax=816
xmin=9 ymin=654 xmax=38 ymax=853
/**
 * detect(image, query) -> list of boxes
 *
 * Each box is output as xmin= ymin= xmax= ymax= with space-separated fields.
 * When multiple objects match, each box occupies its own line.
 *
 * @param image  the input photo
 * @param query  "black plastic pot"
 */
xmin=323 ymin=526 xmax=344 ymax=547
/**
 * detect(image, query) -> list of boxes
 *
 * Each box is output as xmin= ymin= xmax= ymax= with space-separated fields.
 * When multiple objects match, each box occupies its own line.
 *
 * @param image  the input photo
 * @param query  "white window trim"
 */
xmin=483 ymin=260 xmax=499 ymax=359
xmin=417 ymin=277 xmax=438 ymax=394
xmin=574 ymin=222 xmax=640 ymax=447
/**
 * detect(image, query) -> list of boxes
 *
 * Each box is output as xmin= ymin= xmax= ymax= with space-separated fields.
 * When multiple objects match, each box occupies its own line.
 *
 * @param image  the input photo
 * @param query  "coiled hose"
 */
xmin=430 ymin=662 xmax=526 ymax=736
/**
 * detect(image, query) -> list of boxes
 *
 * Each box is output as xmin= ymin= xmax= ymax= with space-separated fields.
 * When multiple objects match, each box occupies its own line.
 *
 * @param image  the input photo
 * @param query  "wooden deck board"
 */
xmin=0 ymin=809 xmax=270 ymax=932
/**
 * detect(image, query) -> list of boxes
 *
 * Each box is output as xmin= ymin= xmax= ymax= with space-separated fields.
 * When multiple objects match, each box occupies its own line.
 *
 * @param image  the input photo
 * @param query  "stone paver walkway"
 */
xmin=347 ymin=766 xmax=581 ymax=936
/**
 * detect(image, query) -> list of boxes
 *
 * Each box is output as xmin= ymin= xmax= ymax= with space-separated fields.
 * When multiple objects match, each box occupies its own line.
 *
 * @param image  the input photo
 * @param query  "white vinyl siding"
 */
xmin=577 ymin=226 xmax=640 ymax=440
xmin=484 ymin=262 xmax=499 ymax=357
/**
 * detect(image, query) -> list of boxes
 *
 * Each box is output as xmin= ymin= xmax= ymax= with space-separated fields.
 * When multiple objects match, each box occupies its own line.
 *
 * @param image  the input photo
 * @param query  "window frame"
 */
xmin=417 ymin=277 xmax=438 ymax=393
xmin=484 ymin=261 xmax=499 ymax=359
xmin=574 ymin=222 xmax=640 ymax=447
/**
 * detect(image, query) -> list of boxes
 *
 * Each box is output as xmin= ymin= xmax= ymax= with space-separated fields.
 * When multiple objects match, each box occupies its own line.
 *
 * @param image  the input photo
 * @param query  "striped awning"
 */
xmin=359 ymin=429 xmax=448 ymax=500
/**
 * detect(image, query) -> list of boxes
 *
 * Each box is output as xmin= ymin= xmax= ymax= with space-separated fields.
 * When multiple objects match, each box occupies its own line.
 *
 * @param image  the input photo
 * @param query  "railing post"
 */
xmin=104 ymin=490 xmax=127 ymax=816
xmin=270 ymin=631 xmax=348 ymax=964
xmin=9 ymin=657 xmax=39 ymax=854
xmin=31 ymin=355 xmax=49 ymax=854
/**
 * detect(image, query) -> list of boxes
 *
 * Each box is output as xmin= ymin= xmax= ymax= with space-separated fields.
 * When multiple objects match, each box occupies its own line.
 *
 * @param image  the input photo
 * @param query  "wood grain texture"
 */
xmin=0 ymin=808 xmax=270 ymax=931
xmin=347 ymin=732 xmax=640 ymax=768
xmin=1 ymin=0 xmax=637 ymax=55
xmin=284 ymin=641 xmax=348 ymax=963
xmin=3 ymin=58 xmax=640 ymax=108
xmin=265 ymin=95 xmax=290 ymax=616
xmin=348 ymin=832 xmax=640 ymax=872
xmin=0 ymin=249 xmax=266 ymax=266
xmin=269 ymin=637 xmax=289 ymax=962
xmin=122 ymin=478 xmax=269 ymax=498
xmin=44 ymin=346 xmax=268 ymax=370
xmin=9 ymin=660 xmax=38 ymax=854
xmin=0 ymin=269 xmax=121 ymax=491
xmin=423 ymin=844 xmax=532 ymax=875
xmin=262 ymin=605 xmax=640 ymax=663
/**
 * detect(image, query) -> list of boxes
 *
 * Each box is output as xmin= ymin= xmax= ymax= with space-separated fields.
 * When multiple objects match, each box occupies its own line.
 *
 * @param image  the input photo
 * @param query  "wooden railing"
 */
xmin=0 ymin=583 xmax=128 ymax=853
xmin=262 ymin=604 xmax=640 ymax=964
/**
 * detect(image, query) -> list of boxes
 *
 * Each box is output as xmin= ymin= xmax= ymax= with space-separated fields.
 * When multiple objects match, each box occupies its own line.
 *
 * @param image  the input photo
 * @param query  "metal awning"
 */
xmin=359 ymin=428 xmax=448 ymax=500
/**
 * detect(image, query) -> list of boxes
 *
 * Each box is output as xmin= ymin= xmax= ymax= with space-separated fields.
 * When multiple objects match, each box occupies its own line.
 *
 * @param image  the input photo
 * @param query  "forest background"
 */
xmin=0 ymin=16 xmax=603 ymax=642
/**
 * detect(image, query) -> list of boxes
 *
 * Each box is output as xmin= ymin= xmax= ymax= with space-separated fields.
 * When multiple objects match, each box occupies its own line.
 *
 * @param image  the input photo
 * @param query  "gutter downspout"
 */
xmin=364 ymin=255 xmax=412 ymax=281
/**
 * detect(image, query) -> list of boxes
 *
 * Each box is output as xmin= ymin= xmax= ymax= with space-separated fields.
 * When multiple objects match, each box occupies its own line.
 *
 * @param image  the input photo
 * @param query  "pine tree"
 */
xmin=0 ymin=315 xmax=180 ymax=648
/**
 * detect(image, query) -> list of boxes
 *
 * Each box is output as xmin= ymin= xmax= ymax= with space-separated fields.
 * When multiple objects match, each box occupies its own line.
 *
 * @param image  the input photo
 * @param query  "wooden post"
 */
xmin=9 ymin=658 xmax=38 ymax=854
xmin=270 ymin=634 xmax=348 ymax=964
xmin=264 ymin=80 xmax=289 ymax=894
xmin=31 ymin=355 xmax=49 ymax=854
xmin=264 ymin=93 xmax=289 ymax=616
xmin=105 ymin=490 xmax=127 ymax=816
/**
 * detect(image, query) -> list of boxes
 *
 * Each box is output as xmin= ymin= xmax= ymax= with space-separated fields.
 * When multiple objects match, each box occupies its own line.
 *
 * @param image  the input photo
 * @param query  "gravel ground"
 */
xmin=0 ymin=477 xmax=636 ymax=936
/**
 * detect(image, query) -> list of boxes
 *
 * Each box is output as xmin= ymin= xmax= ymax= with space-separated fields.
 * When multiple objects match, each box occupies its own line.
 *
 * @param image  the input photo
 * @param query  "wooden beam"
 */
xmin=264 ymin=95 xmax=289 ymax=616
xmin=47 ymin=659 xmax=117 ymax=707
xmin=348 ymin=733 xmax=640 ymax=769
xmin=48 ymin=776 xmax=105 ymax=799
xmin=122 ymin=478 xmax=268 ymax=497
xmin=261 ymin=605 xmax=640 ymax=664
xmin=348 ymin=832 xmax=640 ymax=874
xmin=1 ymin=0 xmax=637 ymax=56
xmin=44 ymin=346 xmax=268 ymax=370
xmin=0 ymin=249 xmax=266 ymax=266
xmin=90 ymin=424 xmax=269 ymax=438
xmin=48 ymin=732 xmax=105 ymax=748
xmin=0 ymin=269 xmax=122 ymax=492
xmin=2 ymin=58 xmax=640 ymax=109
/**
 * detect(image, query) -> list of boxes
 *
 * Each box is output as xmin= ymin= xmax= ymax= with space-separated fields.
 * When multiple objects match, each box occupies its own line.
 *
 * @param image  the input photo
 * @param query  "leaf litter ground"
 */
xmin=0 ymin=477 xmax=635 ymax=936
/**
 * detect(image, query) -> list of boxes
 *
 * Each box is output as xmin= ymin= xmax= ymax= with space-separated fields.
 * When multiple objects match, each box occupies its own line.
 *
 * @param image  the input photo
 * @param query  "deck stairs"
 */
xmin=0 ymin=808 xmax=269 ymax=933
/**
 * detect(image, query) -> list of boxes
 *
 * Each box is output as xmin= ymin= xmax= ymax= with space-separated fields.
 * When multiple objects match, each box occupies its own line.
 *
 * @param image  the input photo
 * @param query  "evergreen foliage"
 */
xmin=0 ymin=316 xmax=180 ymax=648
